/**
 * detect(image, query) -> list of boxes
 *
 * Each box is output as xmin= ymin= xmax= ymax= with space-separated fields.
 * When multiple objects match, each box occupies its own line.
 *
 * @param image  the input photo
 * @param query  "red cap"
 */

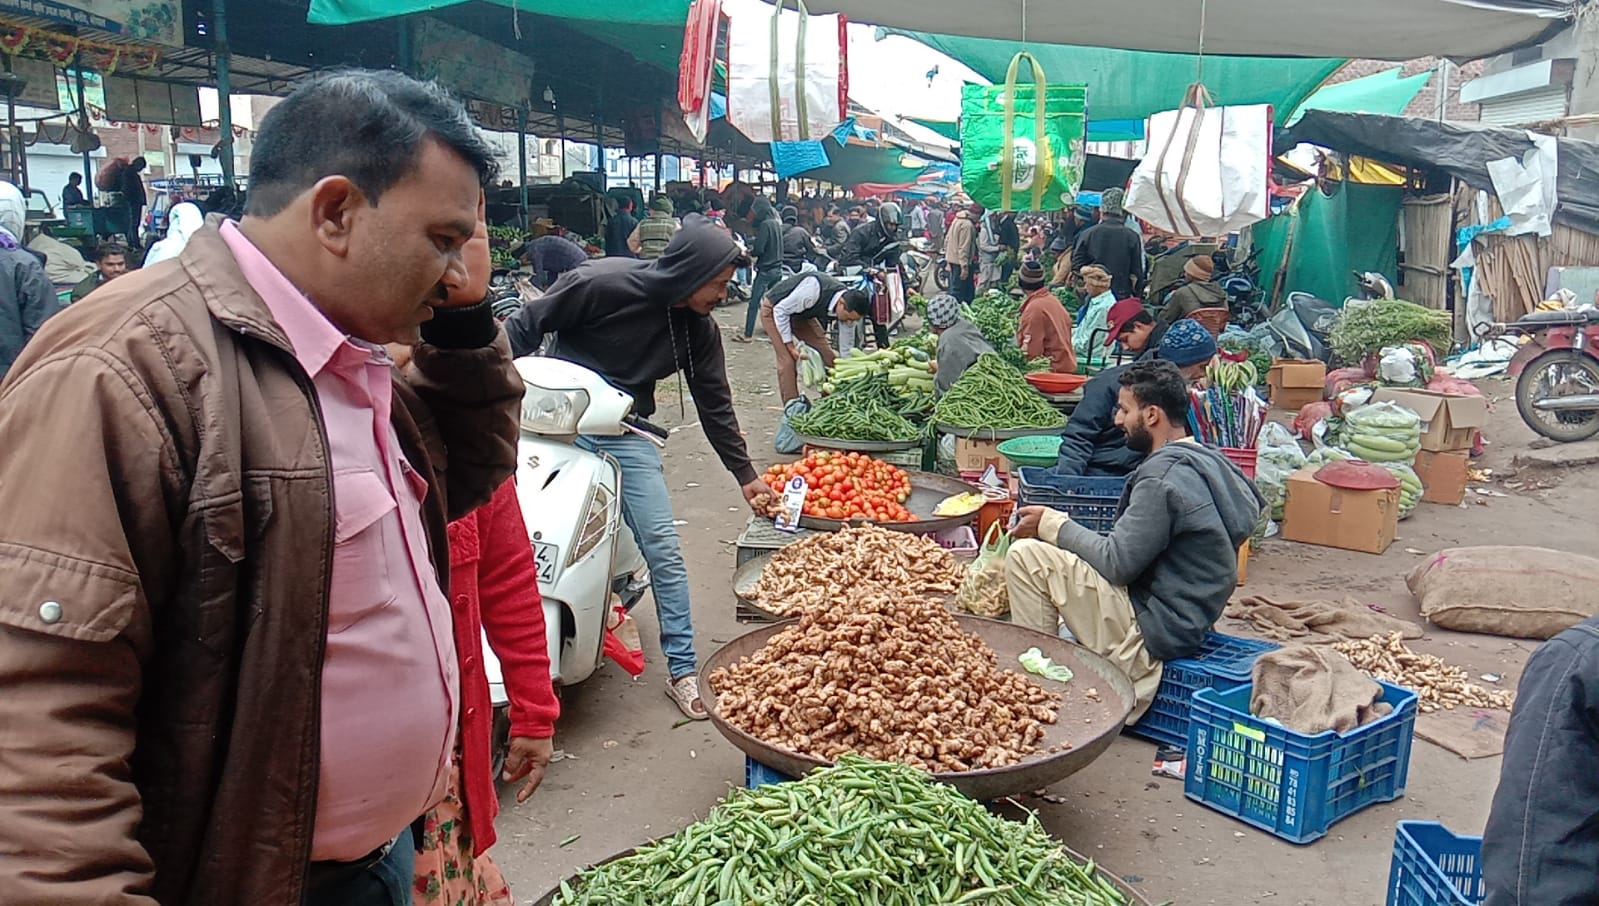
xmin=1104 ymin=298 xmax=1146 ymax=347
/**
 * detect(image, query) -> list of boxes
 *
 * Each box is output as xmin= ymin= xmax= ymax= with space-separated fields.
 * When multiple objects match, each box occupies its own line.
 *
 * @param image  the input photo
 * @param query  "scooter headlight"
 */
xmin=520 ymin=387 xmax=590 ymax=435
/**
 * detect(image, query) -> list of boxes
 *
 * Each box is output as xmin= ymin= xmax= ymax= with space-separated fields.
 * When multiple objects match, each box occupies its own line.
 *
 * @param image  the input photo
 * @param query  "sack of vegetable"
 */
xmin=1377 ymin=461 xmax=1423 ymax=519
xmin=955 ymin=522 xmax=1011 ymax=617
xmin=773 ymin=397 xmax=810 ymax=455
xmin=1339 ymin=401 xmax=1421 ymax=464
xmin=1254 ymin=422 xmax=1307 ymax=522
xmin=1305 ymin=445 xmax=1353 ymax=468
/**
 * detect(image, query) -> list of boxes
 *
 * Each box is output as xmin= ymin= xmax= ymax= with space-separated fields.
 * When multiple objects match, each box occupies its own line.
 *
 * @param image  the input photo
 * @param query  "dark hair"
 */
xmin=131 ymin=157 xmax=147 ymax=170
xmin=67 ymin=172 xmax=81 ymax=183
xmin=246 ymin=69 xmax=498 ymax=218
xmin=94 ymin=242 xmax=127 ymax=261
xmin=1124 ymin=311 xmax=1155 ymax=330
xmin=840 ymin=289 xmax=871 ymax=316
xmin=1118 ymin=360 xmax=1191 ymax=427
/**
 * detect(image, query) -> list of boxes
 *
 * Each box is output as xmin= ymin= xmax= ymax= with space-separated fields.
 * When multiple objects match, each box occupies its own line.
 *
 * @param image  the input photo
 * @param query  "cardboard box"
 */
xmin=954 ymin=436 xmax=1009 ymax=474
xmin=1281 ymin=466 xmax=1399 ymax=554
xmin=1266 ymin=359 xmax=1327 ymax=411
xmin=1413 ymin=450 xmax=1469 ymax=505
xmin=1370 ymin=388 xmax=1487 ymax=453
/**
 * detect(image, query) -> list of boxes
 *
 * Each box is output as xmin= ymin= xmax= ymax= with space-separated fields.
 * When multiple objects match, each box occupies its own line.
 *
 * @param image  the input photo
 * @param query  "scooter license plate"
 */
xmin=533 ymin=541 xmax=561 ymax=583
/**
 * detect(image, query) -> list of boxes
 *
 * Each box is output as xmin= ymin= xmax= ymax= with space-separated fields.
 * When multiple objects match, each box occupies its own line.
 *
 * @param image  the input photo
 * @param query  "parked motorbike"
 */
xmin=900 ymin=237 xmax=938 ymax=295
xmin=480 ymin=356 xmax=660 ymax=773
xmin=1270 ymin=292 xmax=1340 ymax=362
xmin=1212 ymin=247 xmax=1266 ymax=329
xmin=1483 ymin=307 xmax=1599 ymax=442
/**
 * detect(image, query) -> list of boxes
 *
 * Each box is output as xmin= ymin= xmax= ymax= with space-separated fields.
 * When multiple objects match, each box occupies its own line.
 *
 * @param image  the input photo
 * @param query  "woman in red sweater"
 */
xmin=407 ymin=212 xmax=562 ymax=905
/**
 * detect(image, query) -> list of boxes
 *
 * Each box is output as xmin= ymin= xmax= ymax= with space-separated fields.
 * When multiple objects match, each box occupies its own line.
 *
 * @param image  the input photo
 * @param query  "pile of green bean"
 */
xmin=552 ymin=757 xmax=1133 ymax=906
xmin=935 ymin=354 xmax=1064 ymax=431
xmin=790 ymin=375 xmax=922 ymax=442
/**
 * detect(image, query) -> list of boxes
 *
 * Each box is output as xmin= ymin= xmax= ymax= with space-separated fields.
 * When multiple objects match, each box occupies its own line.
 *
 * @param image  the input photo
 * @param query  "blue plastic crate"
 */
xmin=1015 ymin=467 xmax=1127 ymax=534
xmin=744 ymin=755 xmax=796 ymax=788
xmin=1185 ymin=679 xmax=1417 ymax=844
xmin=1388 ymin=822 xmax=1485 ymax=906
xmin=1130 ymin=632 xmax=1281 ymax=749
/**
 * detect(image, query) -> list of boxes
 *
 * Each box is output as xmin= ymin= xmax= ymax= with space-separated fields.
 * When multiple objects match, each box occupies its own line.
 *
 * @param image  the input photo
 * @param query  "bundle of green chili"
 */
xmin=935 ymin=354 xmax=1063 ymax=431
xmin=790 ymin=375 xmax=922 ymax=442
xmin=552 ymin=757 xmax=1133 ymax=906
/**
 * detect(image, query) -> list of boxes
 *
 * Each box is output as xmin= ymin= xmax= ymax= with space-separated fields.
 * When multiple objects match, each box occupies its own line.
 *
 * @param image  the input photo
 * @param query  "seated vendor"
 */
xmin=926 ymin=293 xmax=994 ymax=394
xmin=1006 ymin=360 xmax=1264 ymax=719
xmin=1104 ymin=298 xmax=1168 ymax=362
xmin=1055 ymin=319 xmax=1215 ymax=477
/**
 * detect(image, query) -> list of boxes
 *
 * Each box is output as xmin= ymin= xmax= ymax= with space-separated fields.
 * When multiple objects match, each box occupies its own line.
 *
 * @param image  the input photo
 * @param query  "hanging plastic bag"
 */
xmin=1125 ymin=85 xmax=1272 ymax=236
xmin=960 ymin=52 xmax=1087 ymax=213
xmin=955 ymin=522 xmax=1012 ymax=617
xmin=774 ymin=397 xmax=811 ymax=454
xmin=726 ymin=0 xmax=847 ymax=144
xmin=1254 ymin=422 xmax=1306 ymax=522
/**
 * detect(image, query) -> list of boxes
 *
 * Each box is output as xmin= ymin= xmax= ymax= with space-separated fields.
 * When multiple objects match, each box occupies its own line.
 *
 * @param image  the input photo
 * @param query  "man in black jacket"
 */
xmin=1071 ymin=188 xmax=1144 ymax=298
xmin=779 ymin=205 xmax=815 ymax=272
xmin=504 ymin=216 xmax=765 ymax=720
xmin=1483 ymin=615 xmax=1599 ymax=905
xmin=837 ymin=201 xmax=903 ymax=349
xmin=740 ymin=197 xmax=783 ymax=342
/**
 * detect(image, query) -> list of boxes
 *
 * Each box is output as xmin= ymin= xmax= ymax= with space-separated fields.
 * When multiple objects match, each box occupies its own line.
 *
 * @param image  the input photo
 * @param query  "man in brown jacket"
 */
xmin=0 ymin=70 xmax=521 ymax=906
xmin=943 ymin=202 xmax=979 ymax=303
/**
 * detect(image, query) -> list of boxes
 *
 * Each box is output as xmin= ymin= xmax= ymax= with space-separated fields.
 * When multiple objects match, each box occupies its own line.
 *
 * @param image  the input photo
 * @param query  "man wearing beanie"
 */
xmin=1016 ymin=259 xmax=1076 ymax=374
xmin=1055 ymin=317 xmax=1216 ymax=478
xmin=925 ymin=293 xmax=993 ymax=394
xmin=1007 ymin=359 xmax=1263 ymax=719
xmin=1071 ymin=187 xmax=1145 ymax=298
xmin=1159 ymin=254 xmax=1227 ymax=324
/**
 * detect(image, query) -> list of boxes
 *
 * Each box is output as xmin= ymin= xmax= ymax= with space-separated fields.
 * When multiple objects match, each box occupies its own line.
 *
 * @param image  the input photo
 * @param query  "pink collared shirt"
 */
xmin=219 ymin=221 xmax=459 ymax=862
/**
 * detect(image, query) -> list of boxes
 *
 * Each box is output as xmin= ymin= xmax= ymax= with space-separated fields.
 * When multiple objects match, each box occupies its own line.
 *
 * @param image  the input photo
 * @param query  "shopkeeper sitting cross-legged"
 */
xmin=1005 ymin=360 xmax=1263 ymax=719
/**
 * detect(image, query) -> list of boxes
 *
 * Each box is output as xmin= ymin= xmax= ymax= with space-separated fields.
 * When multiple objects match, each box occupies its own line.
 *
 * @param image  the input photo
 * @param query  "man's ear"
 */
xmin=307 ymin=175 xmax=362 ymax=258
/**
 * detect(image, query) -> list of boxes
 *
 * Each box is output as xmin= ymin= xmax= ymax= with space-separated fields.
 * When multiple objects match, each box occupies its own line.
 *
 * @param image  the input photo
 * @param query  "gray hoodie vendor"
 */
xmin=1053 ymin=441 xmax=1263 ymax=661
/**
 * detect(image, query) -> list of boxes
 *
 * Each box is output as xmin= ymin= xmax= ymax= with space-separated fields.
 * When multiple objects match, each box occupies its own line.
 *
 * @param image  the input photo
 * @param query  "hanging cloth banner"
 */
xmin=676 ymin=0 xmax=721 ymax=144
xmin=1126 ymin=84 xmax=1273 ymax=237
xmin=958 ymin=52 xmax=1086 ymax=213
xmin=726 ymin=0 xmax=847 ymax=144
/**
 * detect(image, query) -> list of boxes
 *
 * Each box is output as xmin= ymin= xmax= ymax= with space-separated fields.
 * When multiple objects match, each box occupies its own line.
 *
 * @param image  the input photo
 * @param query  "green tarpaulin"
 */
xmin=790 ymin=141 xmax=928 ymax=187
xmin=1253 ymin=181 xmax=1402 ymax=308
xmin=309 ymin=0 xmax=688 ymax=27
xmin=886 ymin=29 xmax=1342 ymax=125
xmin=1286 ymin=68 xmax=1434 ymax=125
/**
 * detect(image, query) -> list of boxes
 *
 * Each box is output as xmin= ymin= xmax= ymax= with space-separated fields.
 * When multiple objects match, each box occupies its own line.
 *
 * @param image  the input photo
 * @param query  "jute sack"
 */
xmin=1407 ymin=546 xmax=1599 ymax=639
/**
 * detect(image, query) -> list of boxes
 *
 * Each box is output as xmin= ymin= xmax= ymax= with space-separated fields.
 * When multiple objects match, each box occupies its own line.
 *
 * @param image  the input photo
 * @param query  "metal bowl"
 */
xmin=701 ymin=615 xmax=1136 ymax=802
xmin=936 ymin=421 xmax=1066 ymax=441
xmin=796 ymin=469 xmax=980 ymax=533
xmin=529 ymin=841 xmax=1154 ymax=906
xmin=792 ymin=431 xmax=922 ymax=453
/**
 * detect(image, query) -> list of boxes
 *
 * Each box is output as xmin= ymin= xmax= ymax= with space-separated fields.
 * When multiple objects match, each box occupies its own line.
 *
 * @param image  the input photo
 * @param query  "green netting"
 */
xmin=1253 ymin=181 xmax=1402 ymax=308
xmin=1286 ymin=68 xmax=1434 ymax=125
xmin=886 ymin=28 xmax=1342 ymax=124
xmin=308 ymin=0 xmax=689 ymax=27
xmin=790 ymin=141 xmax=927 ymax=187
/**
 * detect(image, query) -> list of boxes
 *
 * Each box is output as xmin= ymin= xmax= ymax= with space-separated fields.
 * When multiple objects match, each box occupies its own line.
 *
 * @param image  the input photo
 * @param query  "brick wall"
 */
xmin=1323 ymin=58 xmax=1484 ymax=122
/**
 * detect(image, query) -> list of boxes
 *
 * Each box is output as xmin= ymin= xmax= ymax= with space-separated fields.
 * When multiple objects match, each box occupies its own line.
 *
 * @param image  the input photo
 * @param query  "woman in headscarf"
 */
xmin=0 ymin=180 xmax=61 ymax=382
xmin=142 ymin=202 xmax=204 ymax=267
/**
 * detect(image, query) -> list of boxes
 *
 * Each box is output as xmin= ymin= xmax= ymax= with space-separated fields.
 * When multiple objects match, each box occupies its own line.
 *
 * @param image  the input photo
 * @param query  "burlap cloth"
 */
xmin=1225 ymin=595 xmax=1423 ymax=644
xmin=1250 ymin=646 xmax=1392 ymax=735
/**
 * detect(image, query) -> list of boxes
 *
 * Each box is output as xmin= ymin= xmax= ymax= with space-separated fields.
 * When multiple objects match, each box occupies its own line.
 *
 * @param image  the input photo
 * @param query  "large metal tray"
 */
xmin=795 ymin=469 xmax=980 ymax=533
xmin=701 ymin=615 xmax=1135 ymax=802
xmin=530 ymin=841 xmax=1154 ymax=905
xmin=733 ymin=548 xmax=973 ymax=621
xmin=936 ymin=421 xmax=1066 ymax=440
xmin=792 ymin=431 xmax=921 ymax=452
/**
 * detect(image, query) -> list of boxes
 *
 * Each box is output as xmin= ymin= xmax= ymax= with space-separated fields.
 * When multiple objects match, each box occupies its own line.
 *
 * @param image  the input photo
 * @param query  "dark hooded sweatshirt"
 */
xmin=503 ymin=216 xmax=757 ymax=485
xmin=1053 ymin=440 xmax=1263 ymax=661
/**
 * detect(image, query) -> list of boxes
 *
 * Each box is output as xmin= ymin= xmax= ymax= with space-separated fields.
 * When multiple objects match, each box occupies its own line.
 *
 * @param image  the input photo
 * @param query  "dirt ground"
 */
xmin=492 ymin=307 xmax=1599 ymax=905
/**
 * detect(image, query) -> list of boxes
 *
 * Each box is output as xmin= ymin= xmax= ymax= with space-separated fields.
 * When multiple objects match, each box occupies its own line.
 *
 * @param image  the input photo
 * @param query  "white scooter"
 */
xmin=481 ymin=356 xmax=659 ymax=772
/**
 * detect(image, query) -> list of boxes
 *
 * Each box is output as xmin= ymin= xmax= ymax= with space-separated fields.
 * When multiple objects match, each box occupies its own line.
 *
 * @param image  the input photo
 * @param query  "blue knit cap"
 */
xmin=1158 ymin=319 xmax=1217 ymax=367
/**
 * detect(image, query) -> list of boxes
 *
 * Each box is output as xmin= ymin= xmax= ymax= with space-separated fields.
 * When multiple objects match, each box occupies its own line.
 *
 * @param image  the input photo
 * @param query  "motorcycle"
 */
xmin=1269 ymin=292 xmax=1340 ymax=362
xmin=480 ymin=356 xmax=661 ymax=773
xmin=900 ymin=237 xmax=941 ymax=295
xmin=1482 ymin=307 xmax=1599 ymax=442
xmin=830 ymin=241 xmax=908 ymax=353
xmin=1212 ymin=247 xmax=1266 ymax=329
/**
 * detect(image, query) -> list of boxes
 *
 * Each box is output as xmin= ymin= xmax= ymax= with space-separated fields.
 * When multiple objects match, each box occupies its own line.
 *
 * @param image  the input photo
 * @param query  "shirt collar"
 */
xmin=218 ymin=219 xmax=370 ymax=378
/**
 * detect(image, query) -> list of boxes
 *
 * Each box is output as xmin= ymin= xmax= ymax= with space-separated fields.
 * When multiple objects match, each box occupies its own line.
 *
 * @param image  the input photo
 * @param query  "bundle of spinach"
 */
xmin=963 ymin=291 xmax=1049 ymax=373
xmin=1328 ymin=299 xmax=1454 ymax=365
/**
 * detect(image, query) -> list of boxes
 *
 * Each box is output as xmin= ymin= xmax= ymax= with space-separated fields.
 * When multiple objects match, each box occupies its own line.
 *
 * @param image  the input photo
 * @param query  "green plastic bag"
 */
xmin=960 ymin=52 xmax=1087 ymax=213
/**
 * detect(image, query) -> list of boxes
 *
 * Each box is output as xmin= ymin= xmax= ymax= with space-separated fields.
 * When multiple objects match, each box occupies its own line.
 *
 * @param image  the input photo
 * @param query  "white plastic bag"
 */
xmin=1254 ymin=422 xmax=1306 ymax=522
xmin=726 ymin=0 xmax=846 ymax=144
xmin=1126 ymin=87 xmax=1271 ymax=236
xmin=1378 ymin=345 xmax=1420 ymax=386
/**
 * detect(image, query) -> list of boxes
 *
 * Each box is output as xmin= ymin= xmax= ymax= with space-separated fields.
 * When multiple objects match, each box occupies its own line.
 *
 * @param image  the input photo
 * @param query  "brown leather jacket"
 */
xmin=0 ymin=222 xmax=521 ymax=906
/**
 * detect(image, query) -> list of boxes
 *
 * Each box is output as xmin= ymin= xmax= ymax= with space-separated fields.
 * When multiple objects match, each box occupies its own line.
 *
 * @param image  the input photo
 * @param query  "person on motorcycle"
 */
xmin=780 ymin=205 xmax=816 ymax=273
xmin=823 ymin=205 xmax=851 ymax=253
xmin=1158 ymin=255 xmax=1227 ymax=324
xmin=761 ymin=270 xmax=869 ymax=402
xmin=838 ymin=201 xmax=904 ymax=349
xmin=503 ymin=216 xmax=764 ymax=720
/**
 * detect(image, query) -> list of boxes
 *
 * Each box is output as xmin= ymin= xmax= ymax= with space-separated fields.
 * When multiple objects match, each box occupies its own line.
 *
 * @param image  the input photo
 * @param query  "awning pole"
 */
xmin=517 ymin=107 xmax=529 ymax=222
xmin=75 ymin=66 xmax=93 ymax=204
xmin=212 ymin=0 xmax=236 ymax=187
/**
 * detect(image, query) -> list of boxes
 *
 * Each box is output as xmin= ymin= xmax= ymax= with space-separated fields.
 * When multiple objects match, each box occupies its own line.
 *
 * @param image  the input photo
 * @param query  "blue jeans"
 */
xmin=578 ymin=433 xmax=698 ymax=679
xmin=302 ymin=826 xmax=415 ymax=906
xmin=745 ymin=266 xmax=781 ymax=337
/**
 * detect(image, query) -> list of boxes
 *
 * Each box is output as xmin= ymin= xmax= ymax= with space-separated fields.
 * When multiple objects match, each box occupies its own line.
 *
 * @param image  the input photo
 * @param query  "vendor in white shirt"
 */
xmin=758 ymin=270 xmax=870 ymax=402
